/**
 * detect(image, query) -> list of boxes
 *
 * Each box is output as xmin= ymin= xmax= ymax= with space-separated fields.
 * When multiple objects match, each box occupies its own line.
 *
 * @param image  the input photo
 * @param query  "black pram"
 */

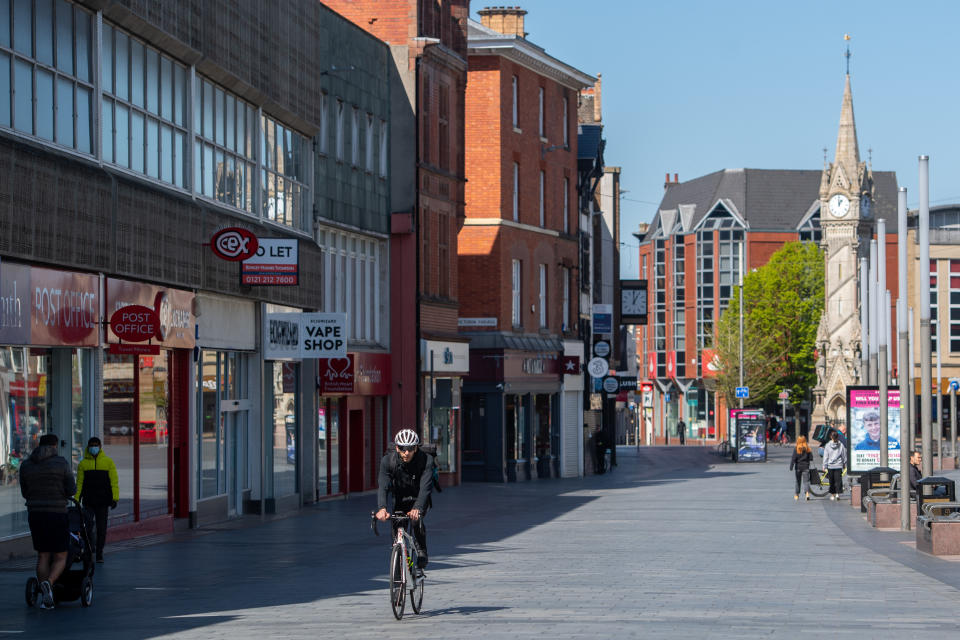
xmin=25 ymin=498 xmax=95 ymax=608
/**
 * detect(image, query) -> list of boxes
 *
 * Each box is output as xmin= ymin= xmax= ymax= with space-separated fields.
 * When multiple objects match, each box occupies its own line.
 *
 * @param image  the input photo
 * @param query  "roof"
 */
xmin=639 ymin=168 xmax=899 ymax=241
xmin=460 ymin=332 xmax=563 ymax=352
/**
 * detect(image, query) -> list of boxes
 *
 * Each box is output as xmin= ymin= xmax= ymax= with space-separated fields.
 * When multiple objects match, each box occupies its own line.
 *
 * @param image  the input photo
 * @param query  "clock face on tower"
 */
xmin=828 ymin=194 xmax=850 ymax=218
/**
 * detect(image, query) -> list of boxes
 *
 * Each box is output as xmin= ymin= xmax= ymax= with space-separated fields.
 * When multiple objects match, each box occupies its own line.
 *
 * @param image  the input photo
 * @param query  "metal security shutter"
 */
xmin=562 ymin=392 xmax=580 ymax=477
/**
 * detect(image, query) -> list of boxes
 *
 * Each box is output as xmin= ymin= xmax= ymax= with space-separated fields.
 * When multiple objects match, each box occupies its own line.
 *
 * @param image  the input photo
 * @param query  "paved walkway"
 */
xmin=2 ymin=445 xmax=959 ymax=639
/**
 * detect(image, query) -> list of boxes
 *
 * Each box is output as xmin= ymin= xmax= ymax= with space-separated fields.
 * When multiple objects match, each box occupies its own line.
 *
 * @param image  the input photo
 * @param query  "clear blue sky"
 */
xmin=471 ymin=1 xmax=960 ymax=277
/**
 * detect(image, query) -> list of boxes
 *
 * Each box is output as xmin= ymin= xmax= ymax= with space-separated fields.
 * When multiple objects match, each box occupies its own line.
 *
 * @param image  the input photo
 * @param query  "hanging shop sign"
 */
xmin=592 ymin=304 xmax=613 ymax=334
xmin=109 ymin=305 xmax=160 ymax=342
xmin=106 ymin=279 xmax=195 ymax=349
xmin=318 ymin=354 xmax=355 ymax=394
xmin=701 ymin=348 xmax=720 ymax=378
xmin=241 ymin=238 xmax=299 ymax=286
xmin=264 ymin=312 xmax=348 ymax=360
xmin=560 ymin=355 xmax=580 ymax=376
xmin=210 ymin=227 xmax=260 ymax=262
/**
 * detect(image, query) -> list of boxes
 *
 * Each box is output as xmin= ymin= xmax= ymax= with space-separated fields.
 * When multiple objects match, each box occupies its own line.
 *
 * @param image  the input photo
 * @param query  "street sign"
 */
xmin=587 ymin=357 xmax=609 ymax=378
xmin=602 ymin=376 xmax=619 ymax=394
xmin=778 ymin=391 xmax=789 ymax=400
xmin=735 ymin=386 xmax=749 ymax=399
xmin=593 ymin=340 xmax=611 ymax=358
xmin=950 ymin=378 xmax=960 ymax=392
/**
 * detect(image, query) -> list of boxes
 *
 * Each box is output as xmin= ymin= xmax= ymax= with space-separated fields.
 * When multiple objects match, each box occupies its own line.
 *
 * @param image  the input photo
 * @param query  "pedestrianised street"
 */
xmin=3 ymin=447 xmax=960 ymax=639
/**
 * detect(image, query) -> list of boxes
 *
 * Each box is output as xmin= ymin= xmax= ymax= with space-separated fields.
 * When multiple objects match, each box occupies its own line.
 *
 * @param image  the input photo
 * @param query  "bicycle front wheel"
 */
xmin=409 ymin=565 xmax=424 ymax=614
xmin=808 ymin=472 xmax=829 ymax=497
xmin=389 ymin=544 xmax=405 ymax=620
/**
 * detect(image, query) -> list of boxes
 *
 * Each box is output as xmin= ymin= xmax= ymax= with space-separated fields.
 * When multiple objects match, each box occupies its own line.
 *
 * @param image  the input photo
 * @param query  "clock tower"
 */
xmin=811 ymin=71 xmax=875 ymax=429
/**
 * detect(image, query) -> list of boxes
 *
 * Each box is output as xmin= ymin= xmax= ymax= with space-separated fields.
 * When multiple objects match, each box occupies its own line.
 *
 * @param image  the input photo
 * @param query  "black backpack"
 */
xmin=387 ymin=446 xmax=442 ymax=495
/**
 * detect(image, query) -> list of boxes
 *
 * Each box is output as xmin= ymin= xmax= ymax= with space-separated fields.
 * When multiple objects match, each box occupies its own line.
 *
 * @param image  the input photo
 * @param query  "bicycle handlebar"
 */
xmin=370 ymin=511 xmax=416 ymax=536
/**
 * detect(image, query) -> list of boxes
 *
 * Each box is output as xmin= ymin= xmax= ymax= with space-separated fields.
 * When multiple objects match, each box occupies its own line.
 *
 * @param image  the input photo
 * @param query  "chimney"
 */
xmin=478 ymin=6 xmax=528 ymax=38
xmin=674 ymin=173 xmax=678 ymax=183
xmin=593 ymin=74 xmax=602 ymax=123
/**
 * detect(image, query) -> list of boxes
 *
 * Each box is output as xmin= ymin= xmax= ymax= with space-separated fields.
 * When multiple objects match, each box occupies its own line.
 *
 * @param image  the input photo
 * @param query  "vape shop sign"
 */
xmin=264 ymin=312 xmax=347 ymax=360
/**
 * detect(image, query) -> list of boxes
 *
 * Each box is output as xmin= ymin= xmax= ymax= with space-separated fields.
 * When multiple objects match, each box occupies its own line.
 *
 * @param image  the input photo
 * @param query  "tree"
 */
xmin=714 ymin=242 xmax=824 ymax=407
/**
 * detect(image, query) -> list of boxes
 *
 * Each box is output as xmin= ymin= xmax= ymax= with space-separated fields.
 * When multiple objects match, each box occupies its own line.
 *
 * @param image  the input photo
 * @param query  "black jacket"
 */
xmin=909 ymin=463 xmax=922 ymax=492
xmin=790 ymin=450 xmax=813 ymax=472
xmin=377 ymin=449 xmax=434 ymax=512
xmin=19 ymin=445 xmax=75 ymax=513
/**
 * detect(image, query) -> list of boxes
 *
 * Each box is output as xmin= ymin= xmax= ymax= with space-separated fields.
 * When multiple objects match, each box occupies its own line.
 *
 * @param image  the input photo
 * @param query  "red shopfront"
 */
xmin=317 ymin=352 xmax=390 ymax=498
xmin=105 ymin=278 xmax=194 ymax=539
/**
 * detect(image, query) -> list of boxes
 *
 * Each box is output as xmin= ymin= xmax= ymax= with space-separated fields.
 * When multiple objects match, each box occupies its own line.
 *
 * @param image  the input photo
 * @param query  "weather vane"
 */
xmin=844 ymin=34 xmax=852 ymax=75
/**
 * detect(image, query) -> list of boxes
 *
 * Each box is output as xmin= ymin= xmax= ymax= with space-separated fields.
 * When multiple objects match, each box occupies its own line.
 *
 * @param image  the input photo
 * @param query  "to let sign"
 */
xmin=241 ymin=238 xmax=299 ymax=285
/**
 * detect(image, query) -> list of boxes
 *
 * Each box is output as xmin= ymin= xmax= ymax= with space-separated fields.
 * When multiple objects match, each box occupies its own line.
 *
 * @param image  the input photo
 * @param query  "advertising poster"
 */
xmin=734 ymin=409 xmax=766 ymax=462
xmin=847 ymin=386 xmax=901 ymax=473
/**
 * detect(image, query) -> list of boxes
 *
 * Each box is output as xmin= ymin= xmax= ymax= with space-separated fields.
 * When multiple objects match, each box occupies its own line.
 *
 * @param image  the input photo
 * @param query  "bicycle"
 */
xmin=808 ymin=467 xmax=848 ymax=498
xmin=371 ymin=512 xmax=424 ymax=620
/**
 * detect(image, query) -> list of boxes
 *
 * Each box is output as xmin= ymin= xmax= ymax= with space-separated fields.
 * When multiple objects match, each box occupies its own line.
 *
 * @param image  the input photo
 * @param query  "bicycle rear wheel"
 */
xmin=808 ymin=472 xmax=829 ymax=497
xmin=389 ymin=544 xmax=405 ymax=620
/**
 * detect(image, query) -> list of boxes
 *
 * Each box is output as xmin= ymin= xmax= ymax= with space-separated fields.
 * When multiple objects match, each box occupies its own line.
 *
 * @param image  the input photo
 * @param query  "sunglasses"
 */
xmin=397 ymin=445 xmax=416 ymax=453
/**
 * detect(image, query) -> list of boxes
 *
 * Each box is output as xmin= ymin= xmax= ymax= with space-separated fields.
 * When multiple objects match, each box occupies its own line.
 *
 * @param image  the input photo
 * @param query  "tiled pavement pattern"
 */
xmin=2 ymin=445 xmax=960 ymax=639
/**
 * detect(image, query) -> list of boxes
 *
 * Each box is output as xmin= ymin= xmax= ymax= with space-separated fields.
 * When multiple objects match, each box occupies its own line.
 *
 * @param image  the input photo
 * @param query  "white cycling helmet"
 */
xmin=394 ymin=429 xmax=420 ymax=447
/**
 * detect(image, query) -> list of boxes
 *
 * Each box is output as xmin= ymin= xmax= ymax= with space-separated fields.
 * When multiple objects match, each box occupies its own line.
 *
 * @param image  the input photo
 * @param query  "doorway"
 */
xmin=348 ymin=409 xmax=364 ymax=493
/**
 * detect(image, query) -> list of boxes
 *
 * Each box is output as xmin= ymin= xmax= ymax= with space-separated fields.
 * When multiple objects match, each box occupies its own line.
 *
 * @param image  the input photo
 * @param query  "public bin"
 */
xmin=917 ymin=476 xmax=956 ymax=517
xmin=860 ymin=466 xmax=898 ymax=512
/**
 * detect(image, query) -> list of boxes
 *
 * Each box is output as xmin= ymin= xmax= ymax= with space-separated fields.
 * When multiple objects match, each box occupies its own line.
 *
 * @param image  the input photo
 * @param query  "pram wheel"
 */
xmin=80 ymin=576 xmax=93 ymax=607
xmin=25 ymin=577 xmax=39 ymax=607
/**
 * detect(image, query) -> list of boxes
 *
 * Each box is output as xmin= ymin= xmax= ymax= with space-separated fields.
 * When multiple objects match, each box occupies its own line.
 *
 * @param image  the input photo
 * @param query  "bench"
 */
xmin=916 ymin=501 xmax=960 ymax=555
xmin=862 ymin=475 xmax=917 ymax=529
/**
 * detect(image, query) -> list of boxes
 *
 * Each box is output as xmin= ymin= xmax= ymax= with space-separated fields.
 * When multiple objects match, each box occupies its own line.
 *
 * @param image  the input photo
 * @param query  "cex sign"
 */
xmin=210 ymin=227 xmax=259 ymax=261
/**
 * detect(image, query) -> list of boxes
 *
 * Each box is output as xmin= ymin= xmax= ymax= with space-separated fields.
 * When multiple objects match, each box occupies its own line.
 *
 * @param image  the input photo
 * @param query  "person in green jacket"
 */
xmin=75 ymin=437 xmax=119 ymax=562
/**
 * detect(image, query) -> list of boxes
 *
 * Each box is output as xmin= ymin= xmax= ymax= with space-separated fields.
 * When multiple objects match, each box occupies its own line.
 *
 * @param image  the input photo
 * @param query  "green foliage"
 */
xmin=714 ymin=242 xmax=824 ymax=406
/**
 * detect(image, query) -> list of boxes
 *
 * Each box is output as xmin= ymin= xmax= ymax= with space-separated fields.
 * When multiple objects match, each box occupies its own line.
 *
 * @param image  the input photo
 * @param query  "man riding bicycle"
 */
xmin=375 ymin=429 xmax=434 ymax=569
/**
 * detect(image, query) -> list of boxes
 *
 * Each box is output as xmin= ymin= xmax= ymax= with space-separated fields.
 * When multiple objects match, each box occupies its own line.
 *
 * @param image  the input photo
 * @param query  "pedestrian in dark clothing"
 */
xmin=677 ymin=420 xmax=686 ymax=445
xmin=908 ymin=451 xmax=923 ymax=493
xmin=75 ymin=437 xmax=119 ymax=562
xmin=18 ymin=433 xmax=75 ymax=609
xmin=790 ymin=435 xmax=813 ymax=501
xmin=594 ymin=427 xmax=607 ymax=474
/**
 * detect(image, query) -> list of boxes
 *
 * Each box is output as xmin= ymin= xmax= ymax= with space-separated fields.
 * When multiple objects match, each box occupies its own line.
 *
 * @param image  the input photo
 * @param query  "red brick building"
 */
xmin=458 ymin=8 xmax=594 ymax=482
xmin=324 ymin=0 xmax=470 ymax=484
xmin=635 ymin=169 xmax=898 ymax=446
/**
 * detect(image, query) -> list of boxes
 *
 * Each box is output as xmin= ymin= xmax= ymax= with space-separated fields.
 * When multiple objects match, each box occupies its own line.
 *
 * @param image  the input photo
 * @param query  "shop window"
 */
xmin=535 ymin=394 xmax=552 ymax=461
xmin=268 ymin=361 xmax=299 ymax=498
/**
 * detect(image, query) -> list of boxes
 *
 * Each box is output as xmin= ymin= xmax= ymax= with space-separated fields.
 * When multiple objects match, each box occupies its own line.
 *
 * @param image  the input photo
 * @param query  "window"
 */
xmin=365 ymin=113 xmax=374 ymax=172
xmin=539 ymin=264 xmax=547 ymax=328
xmin=799 ymin=209 xmax=822 ymax=243
xmin=673 ymin=241 xmax=685 ymax=353
xmin=351 ymin=106 xmax=359 ymax=166
xmin=1 ymin=0 xmax=94 ymax=154
xmin=335 ymin=99 xmax=344 ymax=161
xmin=438 ymin=84 xmax=449 ymax=171
xmin=512 ymin=162 xmax=519 ymax=221
xmin=422 ymin=74 xmax=430 ymax=165
xmin=654 ymin=239 xmax=666 ymax=377
xmin=319 ymin=93 xmax=328 ymax=154
xmin=438 ymin=212 xmax=449 ymax=298
xmin=193 ymin=76 xmax=255 ymax=210
xmin=539 ymin=170 xmax=545 ymax=227
xmin=931 ymin=259 xmax=938 ymax=354
xmin=511 ymin=75 xmax=518 ymax=128
xmin=562 ymin=96 xmax=568 ymax=147
xmin=261 ymin=114 xmax=311 ymax=230
xmin=561 ymin=266 xmax=570 ymax=331
xmin=949 ymin=259 xmax=960 ymax=352
xmin=563 ymin=177 xmax=569 ymax=234
xmin=512 ymin=259 xmax=522 ymax=327
xmin=697 ymin=229 xmax=715 ymax=349
xmin=379 ymin=120 xmax=388 ymax=177
xmin=422 ymin=208 xmax=431 ymax=294
xmin=538 ymin=86 xmax=544 ymax=137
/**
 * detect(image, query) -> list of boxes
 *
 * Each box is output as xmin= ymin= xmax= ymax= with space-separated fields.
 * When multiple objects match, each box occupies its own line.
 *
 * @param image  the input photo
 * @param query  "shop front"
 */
xmin=420 ymin=339 xmax=469 ymax=487
xmin=104 ymin=278 xmax=194 ymax=538
xmin=317 ymin=351 xmax=391 ymax=498
xmin=193 ymin=293 xmax=257 ymax=526
xmin=0 ymin=263 xmax=99 ymax=545
xmin=461 ymin=337 xmax=561 ymax=483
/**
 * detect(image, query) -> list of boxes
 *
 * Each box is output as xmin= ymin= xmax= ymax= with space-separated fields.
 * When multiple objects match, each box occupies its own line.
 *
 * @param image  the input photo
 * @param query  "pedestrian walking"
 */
xmin=789 ymin=435 xmax=813 ymax=501
xmin=18 ymin=433 xmax=76 ymax=609
xmin=75 ymin=437 xmax=119 ymax=563
xmin=677 ymin=419 xmax=686 ymax=445
xmin=821 ymin=430 xmax=847 ymax=500
xmin=594 ymin=427 xmax=607 ymax=474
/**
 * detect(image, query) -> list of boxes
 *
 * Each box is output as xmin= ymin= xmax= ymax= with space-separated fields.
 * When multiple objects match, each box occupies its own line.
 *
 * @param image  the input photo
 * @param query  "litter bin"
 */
xmin=860 ymin=466 xmax=898 ymax=512
xmin=917 ymin=476 xmax=957 ymax=516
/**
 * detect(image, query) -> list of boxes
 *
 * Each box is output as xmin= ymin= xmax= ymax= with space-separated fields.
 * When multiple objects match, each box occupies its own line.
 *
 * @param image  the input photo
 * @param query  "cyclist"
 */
xmin=375 ymin=429 xmax=434 ymax=569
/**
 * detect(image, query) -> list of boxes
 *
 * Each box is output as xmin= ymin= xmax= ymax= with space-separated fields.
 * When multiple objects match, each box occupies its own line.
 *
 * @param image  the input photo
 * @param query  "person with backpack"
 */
xmin=375 ymin=429 xmax=435 ymax=569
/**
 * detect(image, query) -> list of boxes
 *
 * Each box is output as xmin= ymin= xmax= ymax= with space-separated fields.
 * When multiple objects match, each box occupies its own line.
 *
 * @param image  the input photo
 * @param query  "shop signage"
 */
xmin=666 ymin=351 xmax=677 ymax=378
xmin=210 ymin=227 xmax=259 ymax=261
xmin=593 ymin=340 xmax=610 ymax=358
xmin=265 ymin=312 xmax=348 ymax=359
xmin=110 ymin=305 xmax=160 ymax=342
xmin=701 ymin=348 xmax=720 ymax=378
xmin=318 ymin=354 xmax=354 ymax=394
xmin=420 ymin=340 xmax=469 ymax=374
xmin=457 ymin=317 xmax=497 ymax=327
xmin=592 ymin=304 xmax=613 ymax=334
xmin=109 ymin=343 xmax=161 ymax=355
xmin=602 ymin=376 xmax=619 ymax=393
xmin=106 ymin=279 xmax=195 ymax=349
xmin=560 ymin=355 xmax=580 ymax=375
xmin=355 ymin=352 xmax=391 ymax=396
xmin=587 ymin=357 xmax=608 ymax=378
xmin=0 ymin=261 xmax=30 ymax=344
xmin=241 ymin=238 xmax=299 ymax=285
xmin=264 ymin=312 xmax=301 ymax=360
xmin=647 ymin=352 xmax=657 ymax=379
xmin=618 ymin=377 xmax=638 ymax=391
xmin=522 ymin=358 xmax=545 ymax=374
xmin=30 ymin=267 xmax=100 ymax=347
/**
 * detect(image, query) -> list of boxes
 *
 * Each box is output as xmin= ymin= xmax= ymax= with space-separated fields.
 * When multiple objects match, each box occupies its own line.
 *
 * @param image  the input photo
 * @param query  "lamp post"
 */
xmin=919 ymin=156 xmax=933 ymax=477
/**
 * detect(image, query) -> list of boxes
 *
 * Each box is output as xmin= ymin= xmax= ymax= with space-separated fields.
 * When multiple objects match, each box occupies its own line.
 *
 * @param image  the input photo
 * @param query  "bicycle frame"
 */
xmin=371 ymin=513 xmax=420 ymax=589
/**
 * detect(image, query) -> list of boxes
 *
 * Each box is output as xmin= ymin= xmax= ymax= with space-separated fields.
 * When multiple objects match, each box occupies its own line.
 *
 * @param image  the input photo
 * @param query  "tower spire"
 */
xmin=844 ymin=33 xmax=851 ymax=75
xmin=833 ymin=40 xmax=860 ymax=187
